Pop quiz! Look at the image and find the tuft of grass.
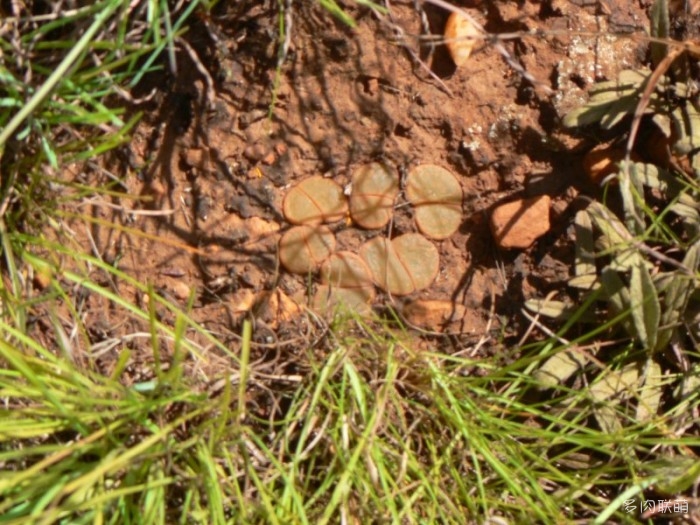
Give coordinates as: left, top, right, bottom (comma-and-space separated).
0, 0, 205, 232
2, 283, 699, 523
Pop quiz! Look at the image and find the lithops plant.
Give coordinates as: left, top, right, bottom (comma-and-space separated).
349, 162, 399, 229
359, 233, 439, 296
313, 252, 376, 314
313, 285, 375, 315
444, 11, 481, 67
279, 225, 336, 275
406, 164, 463, 240
283, 175, 348, 225
320, 251, 375, 290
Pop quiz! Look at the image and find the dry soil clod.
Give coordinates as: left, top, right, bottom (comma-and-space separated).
490, 195, 551, 249
402, 299, 470, 332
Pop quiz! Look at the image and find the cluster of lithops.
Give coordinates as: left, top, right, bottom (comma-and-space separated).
280, 163, 464, 313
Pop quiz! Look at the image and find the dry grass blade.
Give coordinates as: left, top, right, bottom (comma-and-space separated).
624, 46, 685, 175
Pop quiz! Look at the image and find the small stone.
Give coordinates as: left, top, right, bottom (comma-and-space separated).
229, 289, 257, 313
33, 267, 52, 290
261, 151, 276, 165
274, 142, 288, 156
171, 281, 191, 301
444, 11, 481, 67
246, 216, 279, 239
244, 143, 269, 162
490, 195, 551, 249
366, 77, 379, 96
146, 179, 166, 198
583, 144, 641, 185
402, 300, 473, 333
182, 148, 206, 167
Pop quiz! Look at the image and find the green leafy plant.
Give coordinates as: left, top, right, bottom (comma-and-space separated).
564, 0, 700, 174
555, 0, 700, 352
529, 4, 700, 471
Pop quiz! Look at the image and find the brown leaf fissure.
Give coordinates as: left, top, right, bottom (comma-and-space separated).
355, 190, 396, 198
392, 244, 417, 293
305, 231, 330, 265
412, 200, 462, 207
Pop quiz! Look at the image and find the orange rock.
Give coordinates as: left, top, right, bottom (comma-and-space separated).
182, 148, 206, 167
402, 299, 468, 331
444, 11, 481, 67
32, 267, 53, 290
490, 195, 551, 249
171, 281, 192, 301
583, 144, 641, 185
229, 289, 257, 313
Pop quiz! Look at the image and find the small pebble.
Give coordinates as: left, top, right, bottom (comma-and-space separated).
402, 299, 468, 332
182, 148, 204, 167
171, 281, 191, 301
243, 143, 269, 162
583, 144, 641, 185
444, 11, 481, 67
146, 179, 166, 198
490, 195, 551, 249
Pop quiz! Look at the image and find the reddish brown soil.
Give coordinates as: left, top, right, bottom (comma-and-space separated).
50, 0, 653, 372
